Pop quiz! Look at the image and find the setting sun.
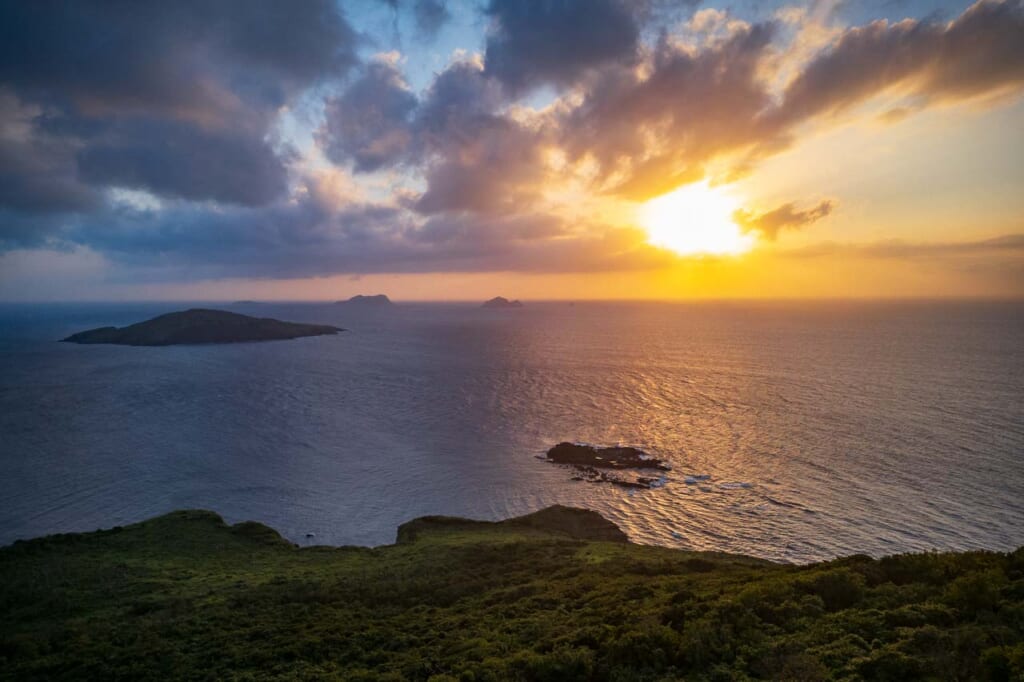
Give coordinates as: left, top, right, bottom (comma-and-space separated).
642, 182, 755, 256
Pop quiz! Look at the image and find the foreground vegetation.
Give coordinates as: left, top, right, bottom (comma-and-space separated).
1, 506, 1022, 681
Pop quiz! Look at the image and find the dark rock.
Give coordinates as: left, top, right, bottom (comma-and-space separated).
546, 442, 670, 471
544, 442, 670, 489
61, 309, 343, 346
482, 296, 523, 309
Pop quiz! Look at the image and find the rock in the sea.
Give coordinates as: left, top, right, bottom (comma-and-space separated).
61, 309, 343, 346
482, 296, 523, 309
544, 442, 670, 489
546, 442, 670, 471
336, 294, 392, 306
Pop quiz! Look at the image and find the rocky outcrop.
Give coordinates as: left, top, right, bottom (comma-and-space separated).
544, 442, 671, 489
546, 442, 670, 470
396, 504, 628, 544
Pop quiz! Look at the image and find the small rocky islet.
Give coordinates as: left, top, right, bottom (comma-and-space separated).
335, 294, 392, 307
482, 296, 523, 309
542, 441, 671, 489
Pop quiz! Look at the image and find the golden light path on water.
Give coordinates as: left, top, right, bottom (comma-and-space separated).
2, 302, 1022, 564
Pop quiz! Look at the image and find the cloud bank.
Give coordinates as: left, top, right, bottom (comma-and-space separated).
0, 0, 1022, 282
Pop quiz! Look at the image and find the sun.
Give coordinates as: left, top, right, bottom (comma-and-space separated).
641, 181, 755, 256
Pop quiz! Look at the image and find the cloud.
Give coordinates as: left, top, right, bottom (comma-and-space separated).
413, 0, 451, 38
318, 57, 548, 214
734, 200, 834, 240
57, 186, 671, 279
483, 0, 641, 93
0, 1, 356, 118
2, 0, 1024, 283
0, 0, 356, 211
773, 0, 1024, 126
317, 57, 541, 219
414, 114, 548, 215
76, 119, 291, 206
375, 0, 452, 42
782, 234, 1024, 259
319, 60, 418, 172
0, 92, 97, 217
546, 1, 1024, 203
558, 22, 780, 199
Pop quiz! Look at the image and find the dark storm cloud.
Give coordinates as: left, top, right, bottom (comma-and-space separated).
0, 129, 95, 215
0, 0, 356, 118
320, 61, 418, 172
483, 0, 641, 93
67, 190, 668, 278
0, 0, 356, 216
734, 200, 834, 240
75, 119, 292, 206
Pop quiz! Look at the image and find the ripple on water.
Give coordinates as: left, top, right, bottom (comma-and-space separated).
0, 301, 1022, 562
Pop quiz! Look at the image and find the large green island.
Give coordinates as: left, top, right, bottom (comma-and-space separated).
1, 506, 1021, 680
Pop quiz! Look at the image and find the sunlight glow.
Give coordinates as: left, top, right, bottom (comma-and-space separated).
642, 182, 755, 256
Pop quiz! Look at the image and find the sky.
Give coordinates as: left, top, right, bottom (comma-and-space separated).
1, 0, 1023, 301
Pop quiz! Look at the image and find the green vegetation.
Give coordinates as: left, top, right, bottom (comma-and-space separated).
1, 506, 1022, 681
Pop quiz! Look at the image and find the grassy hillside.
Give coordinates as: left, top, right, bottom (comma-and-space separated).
1, 506, 1022, 681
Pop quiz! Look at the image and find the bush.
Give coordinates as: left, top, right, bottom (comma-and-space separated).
799, 569, 865, 611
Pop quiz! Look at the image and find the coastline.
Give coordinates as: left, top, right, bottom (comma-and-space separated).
2, 506, 1021, 679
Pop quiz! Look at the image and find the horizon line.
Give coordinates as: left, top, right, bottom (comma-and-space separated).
3, 295, 1024, 306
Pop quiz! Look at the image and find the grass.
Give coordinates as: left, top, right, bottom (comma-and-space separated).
1, 506, 1022, 681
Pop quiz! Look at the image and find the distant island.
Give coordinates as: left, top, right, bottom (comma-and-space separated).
482, 296, 523, 309
335, 294, 392, 307
61, 309, 343, 346
1, 506, 1020, 680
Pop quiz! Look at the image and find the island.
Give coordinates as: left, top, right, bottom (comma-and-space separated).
335, 294, 392, 307
1, 506, 1019, 680
61, 309, 343, 346
482, 296, 523, 309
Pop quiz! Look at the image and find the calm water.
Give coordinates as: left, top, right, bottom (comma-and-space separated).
0, 300, 1021, 562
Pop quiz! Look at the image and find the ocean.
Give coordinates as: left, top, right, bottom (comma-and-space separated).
0, 300, 1021, 563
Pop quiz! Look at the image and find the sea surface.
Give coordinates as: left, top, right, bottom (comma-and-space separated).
0, 300, 1022, 563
